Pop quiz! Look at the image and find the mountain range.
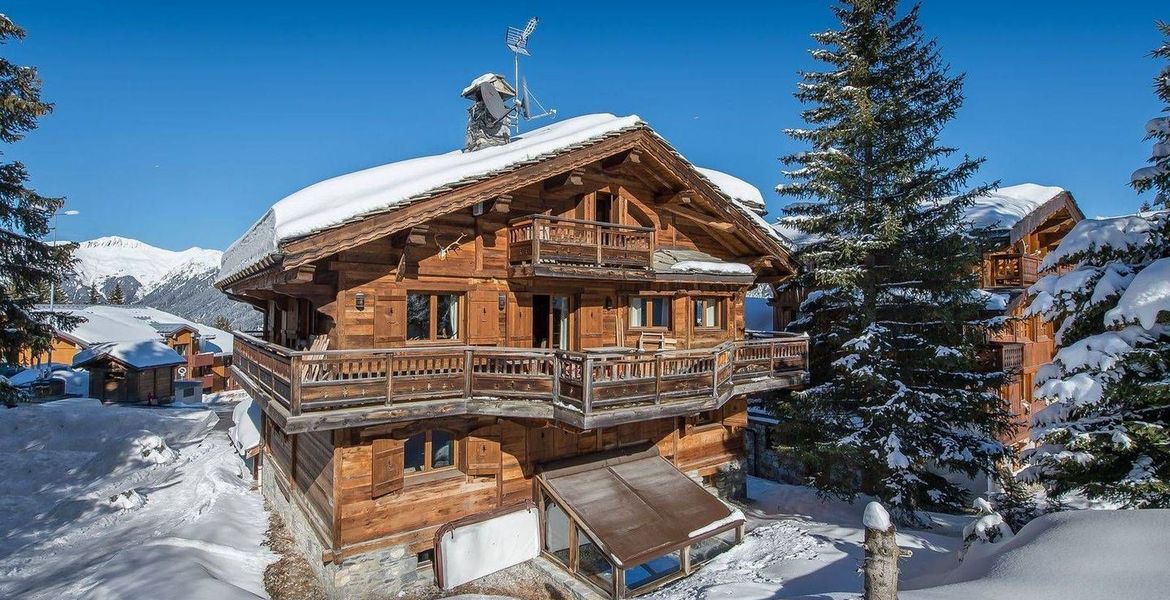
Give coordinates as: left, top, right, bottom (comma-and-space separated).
61, 236, 260, 329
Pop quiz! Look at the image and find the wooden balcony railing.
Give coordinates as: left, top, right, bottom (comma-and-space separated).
979, 341, 1025, 382
231, 332, 808, 423
985, 253, 1041, 288
508, 215, 655, 276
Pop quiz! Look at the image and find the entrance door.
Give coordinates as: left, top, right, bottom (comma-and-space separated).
533, 295, 571, 350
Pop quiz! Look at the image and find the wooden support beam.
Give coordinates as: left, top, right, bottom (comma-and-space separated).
543, 169, 585, 192
655, 189, 696, 205
405, 224, 430, 247
600, 149, 642, 173
492, 194, 513, 214
659, 204, 737, 232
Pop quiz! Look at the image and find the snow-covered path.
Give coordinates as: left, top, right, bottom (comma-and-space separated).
0, 399, 274, 599
647, 477, 970, 600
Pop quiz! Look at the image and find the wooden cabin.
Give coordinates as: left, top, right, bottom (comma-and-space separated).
216, 109, 807, 598
19, 304, 235, 393
72, 340, 185, 403
767, 184, 1084, 453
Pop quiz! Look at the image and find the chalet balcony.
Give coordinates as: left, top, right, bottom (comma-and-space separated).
984, 253, 1041, 288
231, 331, 808, 433
979, 341, 1025, 382
507, 215, 655, 280
189, 352, 215, 369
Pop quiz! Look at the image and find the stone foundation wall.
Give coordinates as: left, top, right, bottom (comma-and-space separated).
260, 457, 431, 599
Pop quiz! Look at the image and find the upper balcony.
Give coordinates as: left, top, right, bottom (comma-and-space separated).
984, 253, 1041, 289
507, 215, 655, 281
231, 332, 808, 433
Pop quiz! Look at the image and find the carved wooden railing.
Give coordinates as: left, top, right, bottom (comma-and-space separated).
507, 215, 655, 272
985, 253, 1041, 288
231, 331, 808, 418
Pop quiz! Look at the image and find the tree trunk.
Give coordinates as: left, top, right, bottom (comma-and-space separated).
863, 523, 899, 600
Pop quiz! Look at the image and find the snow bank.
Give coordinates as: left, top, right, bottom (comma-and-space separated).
0, 400, 272, 599
228, 395, 262, 456
904, 510, 1170, 600
695, 167, 766, 213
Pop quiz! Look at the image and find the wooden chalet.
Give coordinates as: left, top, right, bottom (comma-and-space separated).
768, 184, 1084, 452
216, 106, 807, 598
72, 339, 186, 403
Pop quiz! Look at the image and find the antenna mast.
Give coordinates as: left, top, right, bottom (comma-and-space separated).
505, 17, 556, 134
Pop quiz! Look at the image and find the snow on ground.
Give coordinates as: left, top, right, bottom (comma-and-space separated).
647, 477, 970, 600
0, 400, 273, 599
903, 510, 1170, 600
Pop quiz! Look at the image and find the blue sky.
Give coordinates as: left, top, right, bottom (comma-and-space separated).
4, 1, 1166, 251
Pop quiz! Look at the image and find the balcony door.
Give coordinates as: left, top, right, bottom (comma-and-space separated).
534, 294, 572, 350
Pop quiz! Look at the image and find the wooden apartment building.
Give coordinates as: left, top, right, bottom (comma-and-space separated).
217, 95, 807, 599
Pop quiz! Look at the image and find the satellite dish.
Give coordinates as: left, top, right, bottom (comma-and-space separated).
479, 82, 511, 122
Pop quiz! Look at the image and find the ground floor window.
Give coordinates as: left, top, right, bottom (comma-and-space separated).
692, 297, 723, 329
625, 552, 681, 591
543, 493, 571, 564
689, 528, 738, 566
404, 429, 455, 473
629, 296, 671, 329
407, 292, 462, 341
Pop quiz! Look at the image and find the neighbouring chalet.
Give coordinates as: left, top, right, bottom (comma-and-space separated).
758, 184, 1084, 483
72, 339, 186, 403
216, 82, 808, 598
19, 304, 235, 393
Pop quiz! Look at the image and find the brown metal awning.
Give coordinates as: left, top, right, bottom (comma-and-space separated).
539, 445, 742, 568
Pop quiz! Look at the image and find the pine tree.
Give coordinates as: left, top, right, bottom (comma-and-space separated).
88, 284, 100, 304
774, 0, 1012, 524
52, 283, 66, 304
1023, 26, 1170, 507
0, 15, 79, 376
108, 282, 125, 305
1131, 21, 1170, 208
213, 316, 232, 331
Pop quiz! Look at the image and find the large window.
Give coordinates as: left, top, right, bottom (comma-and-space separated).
407, 293, 461, 342
692, 297, 723, 329
403, 430, 455, 473
543, 493, 571, 564
629, 296, 671, 329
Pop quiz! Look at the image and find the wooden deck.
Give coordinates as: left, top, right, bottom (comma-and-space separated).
232, 331, 808, 432
984, 253, 1041, 288
507, 215, 655, 280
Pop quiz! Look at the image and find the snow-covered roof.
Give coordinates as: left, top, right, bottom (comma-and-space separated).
219, 113, 792, 285
772, 183, 1070, 250
40, 305, 233, 355
695, 167, 766, 213
73, 340, 186, 369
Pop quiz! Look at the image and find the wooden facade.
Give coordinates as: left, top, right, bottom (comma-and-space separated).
84, 361, 176, 403
218, 125, 807, 594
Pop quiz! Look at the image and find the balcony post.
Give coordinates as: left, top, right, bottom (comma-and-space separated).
385, 350, 395, 406
654, 354, 663, 404
532, 218, 542, 267
552, 353, 561, 401
464, 348, 474, 398
289, 354, 302, 416
596, 224, 603, 266
582, 356, 594, 415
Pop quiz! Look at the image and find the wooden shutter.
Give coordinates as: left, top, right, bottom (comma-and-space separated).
468, 290, 500, 345
721, 398, 749, 428
374, 292, 406, 347
371, 438, 405, 498
461, 425, 501, 476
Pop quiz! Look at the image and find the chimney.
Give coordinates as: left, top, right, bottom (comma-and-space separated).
462, 73, 517, 152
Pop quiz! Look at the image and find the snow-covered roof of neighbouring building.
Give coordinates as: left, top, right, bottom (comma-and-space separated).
695, 167, 767, 213
218, 113, 793, 285
652, 248, 754, 279
73, 340, 186, 370
772, 183, 1072, 250
39, 305, 233, 355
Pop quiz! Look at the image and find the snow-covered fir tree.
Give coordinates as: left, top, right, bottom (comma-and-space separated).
774, 0, 1012, 524
88, 284, 100, 304
1023, 26, 1170, 507
1131, 21, 1169, 208
108, 281, 125, 305
0, 15, 78, 381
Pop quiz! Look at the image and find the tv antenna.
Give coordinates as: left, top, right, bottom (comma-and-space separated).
505, 17, 556, 133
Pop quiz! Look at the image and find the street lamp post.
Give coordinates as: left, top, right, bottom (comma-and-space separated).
45, 208, 79, 370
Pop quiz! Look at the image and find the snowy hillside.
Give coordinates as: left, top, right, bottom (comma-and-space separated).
62, 236, 259, 329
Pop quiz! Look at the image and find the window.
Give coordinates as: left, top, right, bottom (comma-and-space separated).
692, 298, 722, 328
543, 493, 571, 565
403, 430, 455, 474
406, 293, 462, 342
690, 529, 738, 566
629, 296, 671, 329
577, 530, 613, 588
415, 548, 434, 568
625, 552, 681, 591
173, 343, 189, 356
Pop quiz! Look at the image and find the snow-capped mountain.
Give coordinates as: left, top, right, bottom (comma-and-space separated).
62, 236, 259, 328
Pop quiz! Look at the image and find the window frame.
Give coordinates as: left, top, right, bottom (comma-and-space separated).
405, 291, 464, 343
691, 297, 724, 330
628, 296, 672, 330
403, 429, 458, 476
